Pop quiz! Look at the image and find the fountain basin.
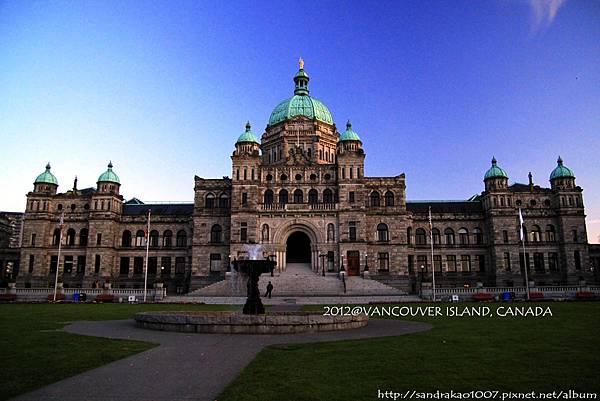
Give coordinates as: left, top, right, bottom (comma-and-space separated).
135, 311, 368, 334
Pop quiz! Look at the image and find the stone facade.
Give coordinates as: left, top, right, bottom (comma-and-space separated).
8, 65, 596, 293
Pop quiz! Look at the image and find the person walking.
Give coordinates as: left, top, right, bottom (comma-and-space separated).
265, 281, 274, 298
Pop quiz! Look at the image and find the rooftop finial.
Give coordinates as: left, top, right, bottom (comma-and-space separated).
46, 162, 51, 170
299, 57, 304, 70
108, 161, 113, 169
491, 156, 497, 165
346, 119, 352, 130
245, 121, 251, 131
557, 156, 563, 165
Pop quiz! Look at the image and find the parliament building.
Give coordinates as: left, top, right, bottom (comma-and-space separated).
11, 63, 595, 293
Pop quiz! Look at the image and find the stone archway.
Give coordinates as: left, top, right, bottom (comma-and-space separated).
286, 231, 311, 264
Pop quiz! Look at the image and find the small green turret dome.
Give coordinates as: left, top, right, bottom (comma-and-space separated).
236, 121, 260, 144
484, 157, 508, 180
339, 120, 361, 142
550, 156, 575, 180
34, 163, 58, 185
97, 161, 120, 184
268, 61, 334, 126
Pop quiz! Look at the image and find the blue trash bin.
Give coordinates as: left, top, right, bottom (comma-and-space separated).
502, 292, 511, 301
73, 293, 80, 302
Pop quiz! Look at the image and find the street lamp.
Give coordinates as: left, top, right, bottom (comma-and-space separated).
364, 252, 369, 273
419, 265, 425, 298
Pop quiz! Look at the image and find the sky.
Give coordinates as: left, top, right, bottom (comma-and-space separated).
0, 0, 599, 242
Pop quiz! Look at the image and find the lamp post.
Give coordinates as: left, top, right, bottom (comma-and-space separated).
420, 265, 425, 298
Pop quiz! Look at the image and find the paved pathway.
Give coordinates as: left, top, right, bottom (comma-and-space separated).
12, 318, 431, 401
163, 294, 422, 304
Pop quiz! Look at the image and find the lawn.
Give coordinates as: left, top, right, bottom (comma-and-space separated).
0, 303, 232, 401
218, 302, 600, 401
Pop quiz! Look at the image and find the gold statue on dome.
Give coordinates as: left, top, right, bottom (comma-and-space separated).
299, 57, 304, 69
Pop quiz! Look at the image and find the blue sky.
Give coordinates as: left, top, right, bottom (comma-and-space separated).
0, 0, 599, 241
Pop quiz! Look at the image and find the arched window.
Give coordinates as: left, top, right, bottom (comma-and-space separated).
79, 228, 88, 246
444, 228, 455, 245
280, 174, 288, 181
278, 189, 288, 204
323, 189, 333, 204
458, 228, 469, 245
53, 228, 61, 246
530, 225, 542, 242
473, 228, 483, 245
218, 193, 229, 208
205, 193, 215, 209
135, 230, 145, 247
122, 230, 132, 247
546, 225, 556, 242
308, 189, 318, 204
210, 225, 222, 243
432, 228, 441, 245
377, 223, 389, 242
264, 189, 274, 204
163, 230, 172, 247
327, 223, 335, 242
176, 230, 187, 247
149, 230, 159, 247
415, 228, 427, 245
385, 191, 394, 207
293, 189, 303, 203
370, 191, 381, 207
407, 227, 412, 244
261, 224, 269, 243
266, 174, 273, 181
66, 228, 76, 246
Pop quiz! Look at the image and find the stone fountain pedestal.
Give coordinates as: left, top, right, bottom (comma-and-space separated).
232, 259, 276, 315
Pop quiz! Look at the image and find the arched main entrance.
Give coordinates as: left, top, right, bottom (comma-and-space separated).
286, 231, 311, 264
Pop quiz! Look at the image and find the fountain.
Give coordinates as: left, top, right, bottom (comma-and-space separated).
232, 258, 275, 315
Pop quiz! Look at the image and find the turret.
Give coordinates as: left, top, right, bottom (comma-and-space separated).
96, 161, 121, 195
33, 163, 58, 194
550, 156, 576, 190
483, 157, 509, 191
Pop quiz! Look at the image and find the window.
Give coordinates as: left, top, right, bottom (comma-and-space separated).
94, 255, 101, 273
64, 255, 73, 273
66, 229, 76, 246
475, 255, 486, 272
176, 230, 187, 247
240, 222, 247, 242
460, 255, 471, 272
519, 252, 530, 274
503, 230, 509, 244
341, 167, 346, 179
163, 230, 172, 247
77, 256, 86, 274
349, 221, 357, 241
293, 189, 303, 203
161, 257, 171, 276
546, 225, 556, 242
122, 231, 132, 247
407, 227, 412, 245
148, 257, 157, 275
534, 253, 545, 272
119, 256, 129, 276
572, 230, 578, 243
370, 191, 381, 207
444, 228, 455, 245
149, 230, 159, 247
377, 223, 389, 242
432, 228, 441, 245
575, 251, 581, 270
135, 230, 145, 247
414, 228, 426, 245
378, 253, 389, 271
266, 174, 273, 181
261, 224, 269, 242
264, 190, 274, 204
31, 233, 36, 247
458, 228, 469, 245
324, 173, 331, 180
473, 228, 483, 245
408, 255, 414, 272
349, 167, 353, 179
385, 191, 394, 206
446, 255, 457, 272
417, 255, 428, 272
77, 229, 88, 246
349, 191, 355, 203
308, 189, 318, 204
209, 225, 221, 243
96, 233, 102, 246
504, 252, 511, 271
323, 189, 333, 204
176, 257, 186, 274
209, 254, 221, 272
219, 194, 229, 208
279, 189, 288, 204
50, 255, 58, 273
530, 225, 542, 242
309, 173, 317, 181
241, 192, 248, 206
205, 193, 215, 209
327, 223, 335, 242
133, 257, 143, 274
28, 255, 34, 273
295, 174, 302, 181
280, 174, 288, 181
548, 253, 558, 272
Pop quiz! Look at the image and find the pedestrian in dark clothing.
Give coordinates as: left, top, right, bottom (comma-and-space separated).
265, 281, 273, 298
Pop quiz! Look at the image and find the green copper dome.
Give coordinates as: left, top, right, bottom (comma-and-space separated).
34, 163, 58, 185
550, 156, 575, 180
236, 121, 260, 144
484, 157, 508, 180
268, 63, 334, 126
339, 120, 361, 142
97, 161, 120, 184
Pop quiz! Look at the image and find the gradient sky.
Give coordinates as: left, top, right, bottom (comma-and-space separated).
0, 0, 599, 242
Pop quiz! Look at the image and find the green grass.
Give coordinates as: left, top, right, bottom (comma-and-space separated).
0, 303, 232, 401
218, 302, 600, 401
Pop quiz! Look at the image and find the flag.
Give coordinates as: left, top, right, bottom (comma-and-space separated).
58, 211, 64, 231
519, 208, 525, 241
144, 209, 151, 238
428, 206, 433, 230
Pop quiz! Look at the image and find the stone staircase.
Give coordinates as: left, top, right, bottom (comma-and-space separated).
188, 263, 406, 297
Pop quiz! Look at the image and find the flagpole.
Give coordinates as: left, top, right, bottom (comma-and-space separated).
53, 211, 64, 302
429, 206, 436, 302
143, 209, 151, 303
519, 208, 530, 301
